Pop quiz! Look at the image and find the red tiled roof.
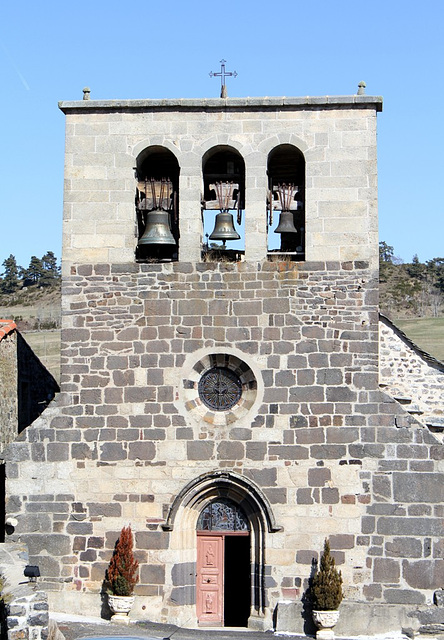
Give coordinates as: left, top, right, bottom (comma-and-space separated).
0, 319, 17, 341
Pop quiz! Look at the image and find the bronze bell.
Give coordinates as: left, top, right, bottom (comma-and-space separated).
274, 211, 298, 234
138, 209, 176, 246
209, 212, 240, 244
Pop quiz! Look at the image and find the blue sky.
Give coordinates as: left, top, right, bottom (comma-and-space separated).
0, 0, 442, 270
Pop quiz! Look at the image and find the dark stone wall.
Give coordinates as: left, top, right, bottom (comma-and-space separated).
5, 260, 444, 616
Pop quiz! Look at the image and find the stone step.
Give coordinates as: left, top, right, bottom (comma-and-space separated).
406, 403, 424, 415
426, 418, 444, 432
393, 395, 413, 404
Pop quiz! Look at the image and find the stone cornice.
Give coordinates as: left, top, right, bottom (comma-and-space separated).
58, 94, 383, 113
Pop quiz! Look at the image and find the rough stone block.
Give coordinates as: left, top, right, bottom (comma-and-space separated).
100, 443, 126, 461
311, 444, 346, 459
170, 586, 195, 605
384, 589, 425, 605
244, 468, 277, 486
393, 472, 444, 504
47, 443, 69, 462
296, 550, 317, 564
87, 503, 121, 517
217, 441, 244, 460
141, 564, 165, 584
385, 537, 422, 558
308, 467, 331, 486
136, 531, 169, 550
172, 562, 196, 586
268, 444, 309, 460
296, 488, 313, 504
373, 558, 400, 583
187, 441, 214, 460
26, 534, 71, 556
264, 487, 287, 504
402, 559, 444, 590
329, 534, 355, 549
128, 442, 155, 460
377, 517, 443, 537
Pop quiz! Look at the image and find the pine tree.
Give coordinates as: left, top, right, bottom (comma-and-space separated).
40, 251, 60, 286
24, 256, 44, 286
0, 255, 20, 294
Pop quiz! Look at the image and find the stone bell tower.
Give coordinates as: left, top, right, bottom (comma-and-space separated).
6, 85, 443, 636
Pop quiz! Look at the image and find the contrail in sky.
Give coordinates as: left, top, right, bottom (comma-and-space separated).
0, 39, 30, 90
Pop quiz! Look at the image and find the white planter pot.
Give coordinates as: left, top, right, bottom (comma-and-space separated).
312, 609, 340, 640
108, 594, 135, 623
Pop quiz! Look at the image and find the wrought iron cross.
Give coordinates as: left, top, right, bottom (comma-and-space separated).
209, 59, 237, 97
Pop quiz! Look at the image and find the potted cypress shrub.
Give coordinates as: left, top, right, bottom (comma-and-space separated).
309, 538, 343, 639
106, 525, 139, 622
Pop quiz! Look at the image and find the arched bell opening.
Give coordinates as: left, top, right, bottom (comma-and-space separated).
201, 147, 245, 262
164, 471, 281, 629
135, 146, 180, 262
267, 145, 305, 261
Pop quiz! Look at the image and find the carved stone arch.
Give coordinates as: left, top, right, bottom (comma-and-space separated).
163, 470, 282, 533
200, 136, 248, 159
132, 138, 182, 163
258, 133, 308, 156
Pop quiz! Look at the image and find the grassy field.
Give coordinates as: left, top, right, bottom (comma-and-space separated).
22, 330, 61, 384
394, 317, 444, 363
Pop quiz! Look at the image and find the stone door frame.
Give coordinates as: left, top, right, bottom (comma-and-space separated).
164, 470, 281, 627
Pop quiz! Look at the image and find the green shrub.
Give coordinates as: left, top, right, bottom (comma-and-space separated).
309, 539, 343, 610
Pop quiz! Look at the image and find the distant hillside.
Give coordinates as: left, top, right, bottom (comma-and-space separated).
0, 283, 61, 331
0, 283, 62, 383
379, 242, 443, 319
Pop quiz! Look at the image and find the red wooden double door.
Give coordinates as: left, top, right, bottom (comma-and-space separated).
197, 531, 251, 627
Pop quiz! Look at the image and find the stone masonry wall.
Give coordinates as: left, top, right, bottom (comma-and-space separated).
0, 330, 18, 453
379, 315, 444, 432
5, 260, 444, 629
0, 542, 49, 640
59, 97, 381, 268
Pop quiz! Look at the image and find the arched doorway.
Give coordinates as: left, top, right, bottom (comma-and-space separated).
164, 470, 281, 630
196, 498, 250, 627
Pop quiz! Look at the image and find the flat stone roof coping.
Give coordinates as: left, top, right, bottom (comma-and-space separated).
59, 95, 383, 113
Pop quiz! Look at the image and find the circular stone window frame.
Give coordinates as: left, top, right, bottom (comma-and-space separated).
178, 348, 264, 427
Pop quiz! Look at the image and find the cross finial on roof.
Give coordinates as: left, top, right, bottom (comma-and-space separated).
209, 60, 237, 98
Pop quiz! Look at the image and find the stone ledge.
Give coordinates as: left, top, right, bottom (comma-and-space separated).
59, 95, 383, 113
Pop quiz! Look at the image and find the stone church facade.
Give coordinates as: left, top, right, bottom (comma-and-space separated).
5, 91, 443, 635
